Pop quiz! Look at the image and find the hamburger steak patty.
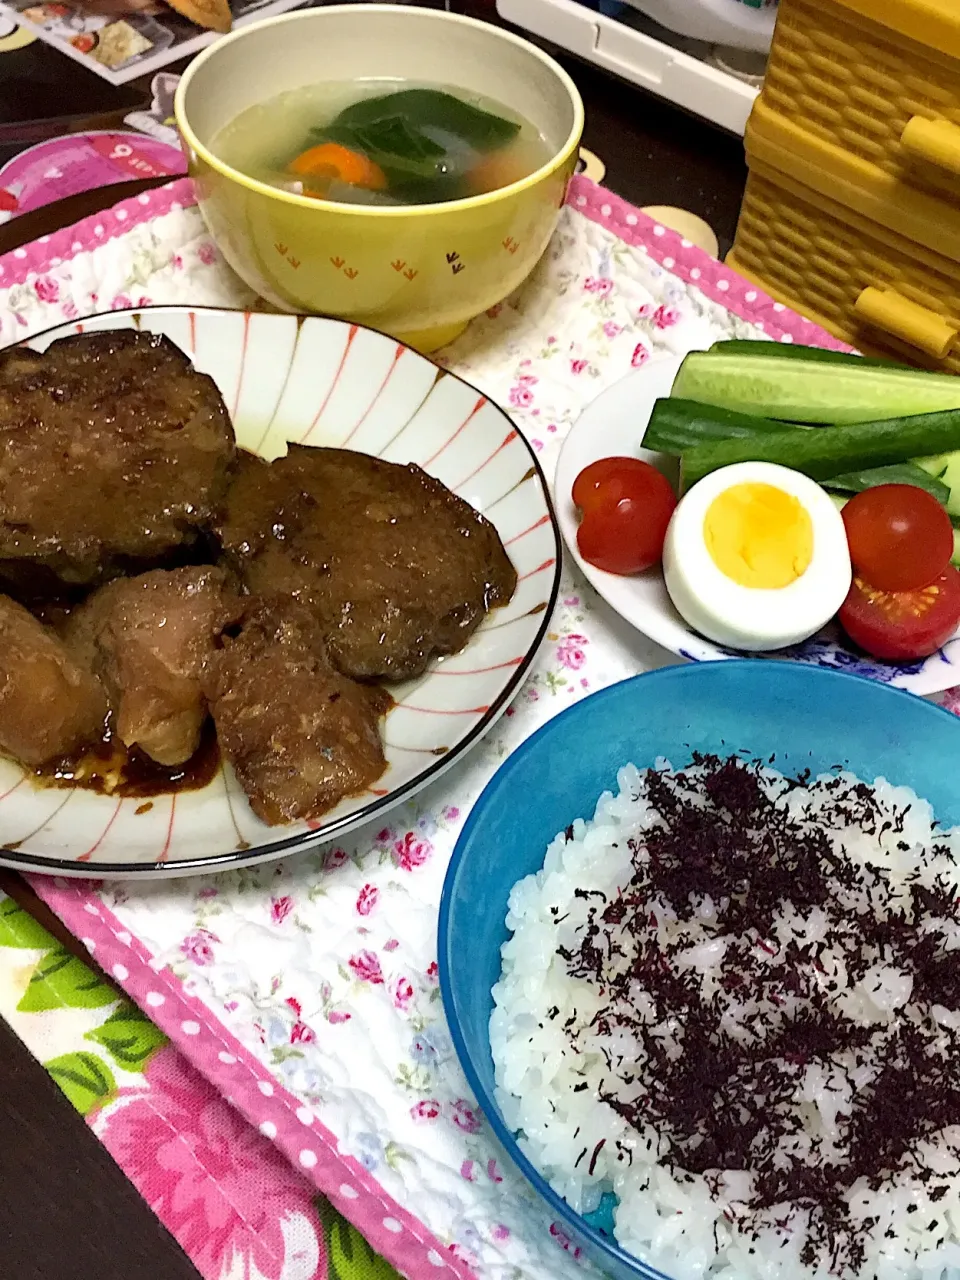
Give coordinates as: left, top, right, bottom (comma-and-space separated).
216, 445, 517, 682
0, 330, 235, 591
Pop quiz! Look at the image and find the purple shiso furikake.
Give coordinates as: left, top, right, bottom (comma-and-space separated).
549, 754, 960, 1273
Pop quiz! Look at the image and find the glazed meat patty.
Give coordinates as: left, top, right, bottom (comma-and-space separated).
0, 595, 108, 768
0, 330, 235, 592
216, 445, 517, 682
203, 598, 388, 825
64, 566, 237, 767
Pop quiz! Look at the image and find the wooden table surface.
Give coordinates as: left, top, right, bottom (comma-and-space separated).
0, 6, 747, 1274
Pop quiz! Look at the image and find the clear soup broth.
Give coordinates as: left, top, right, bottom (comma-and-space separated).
211, 80, 552, 208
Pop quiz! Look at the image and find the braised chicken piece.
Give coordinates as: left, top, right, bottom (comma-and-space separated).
64, 566, 237, 767
0, 330, 235, 594
202, 598, 389, 825
0, 595, 108, 768
215, 445, 517, 682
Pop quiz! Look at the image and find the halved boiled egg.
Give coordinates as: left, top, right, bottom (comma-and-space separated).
662, 461, 851, 651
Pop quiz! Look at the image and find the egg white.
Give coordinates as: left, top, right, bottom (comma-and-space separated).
662, 461, 852, 652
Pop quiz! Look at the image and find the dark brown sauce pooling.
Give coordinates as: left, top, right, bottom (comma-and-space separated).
33, 716, 221, 799
30, 686, 392, 802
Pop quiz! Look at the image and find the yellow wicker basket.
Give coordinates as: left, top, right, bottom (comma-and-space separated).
763, 0, 960, 202
729, 0, 960, 368
731, 162, 960, 372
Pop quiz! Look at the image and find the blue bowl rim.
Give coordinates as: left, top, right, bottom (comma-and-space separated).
437, 659, 960, 1279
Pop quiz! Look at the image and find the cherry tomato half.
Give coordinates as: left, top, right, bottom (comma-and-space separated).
839, 566, 960, 661
572, 456, 666, 513
572, 457, 677, 575
841, 484, 953, 592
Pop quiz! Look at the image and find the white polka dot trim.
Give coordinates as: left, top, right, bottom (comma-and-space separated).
681, 238, 693, 249
427, 1250, 445, 1267
138, 193, 151, 205
38, 235, 50, 244
145, 992, 164, 1008
116, 931, 131, 946
13, 248, 25, 258
653, 225, 665, 236
116, 210, 128, 222
662, 257, 675, 270
339, 1184, 359, 1200
625, 213, 638, 226
83, 903, 100, 916
94, 226, 104, 237
780, 334, 794, 343
72, 241, 83, 253
112, 964, 129, 981
600, 203, 611, 217
773, 302, 785, 312
258, 1080, 274, 1096
218, 1051, 236, 1064
259, 1121, 277, 1139
81, 938, 95, 953
181, 1020, 200, 1036
299, 1149, 317, 1168
383, 1218, 402, 1234
690, 267, 701, 280
575, 194, 587, 207
745, 291, 758, 302
296, 1106, 313, 1125
717, 279, 730, 291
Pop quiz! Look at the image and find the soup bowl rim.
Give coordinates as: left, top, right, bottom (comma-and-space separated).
174, 3, 585, 219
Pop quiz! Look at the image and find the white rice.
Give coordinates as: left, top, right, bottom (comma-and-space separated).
490, 757, 960, 1280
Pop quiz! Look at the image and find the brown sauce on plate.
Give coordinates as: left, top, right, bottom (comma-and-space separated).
33, 717, 221, 799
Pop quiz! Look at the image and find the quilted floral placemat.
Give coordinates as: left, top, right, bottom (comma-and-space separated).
0, 889, 399, 1280
0, 173, 938, 1280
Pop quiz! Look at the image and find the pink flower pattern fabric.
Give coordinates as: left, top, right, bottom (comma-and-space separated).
98, 1050, 327, 1280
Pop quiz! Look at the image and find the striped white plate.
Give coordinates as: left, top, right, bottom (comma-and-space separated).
0, 307, 559, 878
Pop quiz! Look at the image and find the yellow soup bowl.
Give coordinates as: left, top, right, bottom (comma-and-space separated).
174, 5, 584, 352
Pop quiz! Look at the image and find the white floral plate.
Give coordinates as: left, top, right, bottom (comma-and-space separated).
0, 307, 559, 878
555, 353, 960, 696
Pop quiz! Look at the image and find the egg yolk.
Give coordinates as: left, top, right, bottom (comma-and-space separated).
704, 483, 813, 589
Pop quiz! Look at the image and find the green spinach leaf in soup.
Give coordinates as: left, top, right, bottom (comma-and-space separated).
317, 117, 445, 172
311, 117, 459, 199
332, 88, 521, 151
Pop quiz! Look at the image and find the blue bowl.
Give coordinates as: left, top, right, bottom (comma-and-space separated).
438, 660, 960, 1280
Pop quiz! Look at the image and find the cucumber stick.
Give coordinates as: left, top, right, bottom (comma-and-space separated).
824, 463, 949, 504
680, 409, 960, 491
707, 340, 897, 369
673, 349, 960, 424
913, 452, 960, 518
647, 399, 951, 503
645, 398, 790, 452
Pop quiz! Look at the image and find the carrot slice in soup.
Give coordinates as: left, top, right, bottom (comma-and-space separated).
288, 143, 387, 192
466, 142, 533, 196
